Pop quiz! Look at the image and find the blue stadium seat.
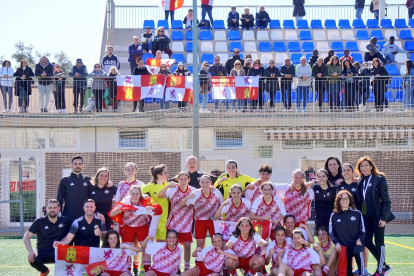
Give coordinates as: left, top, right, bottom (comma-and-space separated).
356, 30, 370, 40
170, 65, 178, 74
367, 93, 375, 103
229, 42, 243, 52
299, 31, 312, 40
307, 92, 313, 103
371, 30, 384, 40
201, 54, 214, 64
352, 19, 366, 28
290, 53, 302, 64
297, 20, 309, 29
228, 30, 241, 40
144, 98, 154, 103
188, 66, 199, 74
338, 19, 351, 29
385, 91, 395, 102
381, 19, 393, 28
406, 41, 414, 51
336, 53, 344, 60
395, 19, 408, 28
185, 31, 193, 40
306, 53, 312, 60
331, 41, 344, 52
351, 53, 363, 63
158, 20, 169, 29
377, 41, 386, 51
310, 20, 323, 29
399, 30, 413, 40
273, 42, 286, 52
171, 20, 183, 29
366, 19, 379, 28
396, 90, 404, 102
269, 20, 281, 29
346, 41, 359, 52
409, 19, 414, 28
274, 91, 282, 103
171, 31, 184, 41
213, 20, 225, 29
283, 20, 295, 29
171, 54, 184, 64
259, 42, 272, 52
302, 42, 315, 52
325, 19, 337, 29
410, 53, 414, 60
186, 42, 193, 52
200, 31, 212, 40
288, 42, 301, 52
142, 53, 153, 63
143, 20, 155, 29
389, 78, 403, 89
385, 65, 399, 76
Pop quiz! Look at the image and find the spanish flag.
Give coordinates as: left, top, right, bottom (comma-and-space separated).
156, 0, 184, 11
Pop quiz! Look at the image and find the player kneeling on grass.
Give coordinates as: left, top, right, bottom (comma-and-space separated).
181, 233, 238, 276
224, 217, 268, 276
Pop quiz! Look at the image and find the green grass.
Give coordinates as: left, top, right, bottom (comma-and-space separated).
1, 236, 413, 276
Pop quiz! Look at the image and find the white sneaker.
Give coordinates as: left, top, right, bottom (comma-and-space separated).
3, 110, 6, 113
199, 108, 204, 113
149, 50, 152, 54
371, 109, 377, 112
62, 109, 67, 113
58, 109, 62, 113
9, 109, 14, 113
204, 109, 211, 113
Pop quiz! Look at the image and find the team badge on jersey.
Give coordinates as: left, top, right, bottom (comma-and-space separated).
83, 182, 88, 186
59, 223, 64, 228
219, 254, 225, 259
105, 190, 109, 194
271, 208, 277, 212
351, 216, 356, 221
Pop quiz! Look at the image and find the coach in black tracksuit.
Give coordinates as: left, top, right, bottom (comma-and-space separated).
355, 157, 394, 276
330, 190, 365, 276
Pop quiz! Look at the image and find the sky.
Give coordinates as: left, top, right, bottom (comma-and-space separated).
0, 0, 405, 70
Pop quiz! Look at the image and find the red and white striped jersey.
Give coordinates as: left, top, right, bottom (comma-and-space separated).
165, 186, 195, 233
106, 245, 137, 272
114, 179, 145, 202
186, 189, 224, 220
266, 239, 292, 269
228, 233, 262, 258
121, 196, 150, 228
197, 246, 236, 272
221, 198, 251, 222
251, 196, 286, 228
282, 247, 320, 271
146, 242, 183, 274
284, 188, 314, 223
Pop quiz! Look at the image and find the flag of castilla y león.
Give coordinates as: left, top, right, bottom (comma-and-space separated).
211, 76, 259, 100
165, 75, 194, 104
116, 75, 166, 101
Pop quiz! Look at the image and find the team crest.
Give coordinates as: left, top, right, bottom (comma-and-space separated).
219, 254, 225, 259
58, 223, 64, 228
83, 182, 88, 186
104, 190, 109, 194
271, 208, 277, 212
350, 216, 356, 221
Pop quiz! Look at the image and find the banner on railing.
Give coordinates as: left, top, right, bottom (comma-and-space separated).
116, 75, 166, 101
146, 58, 176, 74
165, 75, 193, 104
211, 76, 259, 100
156, 0, 184, 11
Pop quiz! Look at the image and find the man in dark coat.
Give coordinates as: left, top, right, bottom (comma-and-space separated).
225, 48, 244, 75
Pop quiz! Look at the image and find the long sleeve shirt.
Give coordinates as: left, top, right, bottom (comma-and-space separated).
295, 64, 312, 86
329, 209, 365, 247
382, 43, 408, 55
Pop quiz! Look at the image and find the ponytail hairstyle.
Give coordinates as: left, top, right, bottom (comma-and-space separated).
230, 183, 243, 193
129, 185, 144, 202
291, 169, 307, 196
150, 164, 167, 184
355, 156, 385, 178
232, 217, 256, 239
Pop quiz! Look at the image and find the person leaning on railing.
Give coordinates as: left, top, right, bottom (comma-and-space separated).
89, 64, 107, 113
199, 61, 211, 113
158, 62, 171, 110
52, 64, 67, 113
107, 66, 121, 112
295, 57, 312, 112
35, 56, 54, 113
132, 57, 151, 113
312, 57, 328, 112
341, 59, 358, 112
327, 55, 342, 111
13, 60, 34, 113
402, 59, 414, 111
174, 62, 191, 112
69, 59, 88, 113
264, 59, 281, 112
370, 58, 390, 112
280, 57, 296, 112
230, 59, 246, 112
248, 59, 265, 111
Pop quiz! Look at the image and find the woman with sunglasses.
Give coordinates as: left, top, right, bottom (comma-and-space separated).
247, 59, 265, 111
264, 60, 280, 112
327, 55, 342, 111
153, 27, 172, 58
158, 62, 171, 110
173, 62, 191, 112
230, 60, 246, 112
199, 61, 211, 113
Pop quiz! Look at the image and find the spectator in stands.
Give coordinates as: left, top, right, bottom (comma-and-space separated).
371, 58, 389, 112
241, 7, 254, 30
358, 62, 371, 111
199, 61, 211, 113
158, 62, 171, 110
174, 62, 191, 112
70, 59, 88, 113
132, 57, 151, 112
227, 6, 240, 30
243, 58, 252, 74
183, 9, 198, 29
128, 36, 143, 74
382, 36, 409, 65
264, 59, 280, 111
292, 0, 306, 23
1, 60, 14, 113
341, 59, 358, 111
295, 57, 312, 112
209, 56, 227, 112
372, 0, 381, 22
231, 60, 246, 111
353, 62, 362, 108
312, 57, 328, 112
408, 0, 414, 19
324, 49, 335, 64
355, 0, 365, 19
52, 64, 66, 113
35, 56, 53, 113
364, 37, 386, 64
14, 60, 34, 113
153, 27, 172, 58
255, 5, 270, 29
201, 0, 214, 26
107, 66, 120, 112
308, 49, 319, 67
327, 56, 342, 111
340, 49, 354, 64
90, 64, 107, 113
225, 48, 244, 75
101, 45, 120, 75
245, 53, 252, 60
280, 57, 296, 112
248, 59, 265, 110
141, 27, 154, 54
403, 59, 414, 110
23, 199, 72, 276
164, 7, 174, 23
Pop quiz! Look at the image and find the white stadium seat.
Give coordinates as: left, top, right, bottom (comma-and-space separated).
256, 31, 270, 41
261, 53, 275, 65
271, 30, 284, 40
244, 42, 257, 52
217, 53, 229, 62
359, 40, 369, 51
243, 30, 256, 40
395, 53, 408, 63
316, 41, 330, 51
342, 30, 355, 40
394, 41, 403, 48
215, 42, 228, 52
327, 30, 341, 40
161, 54, 169, 59
200, 41, 214, 52
187, 53, 198, 64
313, 30, 327, 40
275, 53, 288, 64
249, 53, 259, 61
285, 30, 298, 40
214, 30, 227, 41
171, 42, 184, 52
385, 30, 398, 40
400, 65, 406, 75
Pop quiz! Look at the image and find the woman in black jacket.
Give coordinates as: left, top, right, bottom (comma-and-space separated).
248, 59, 265, 111
341, 59, 358, 111
173, 62, 191, 112
264, 60, 280, 110
292, 0, 306, 23
240, 7, 254, 30
132, 57, 151, 112
371, 58, 389, 112
13, 60, 34, 113
355, 156, 394, 276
